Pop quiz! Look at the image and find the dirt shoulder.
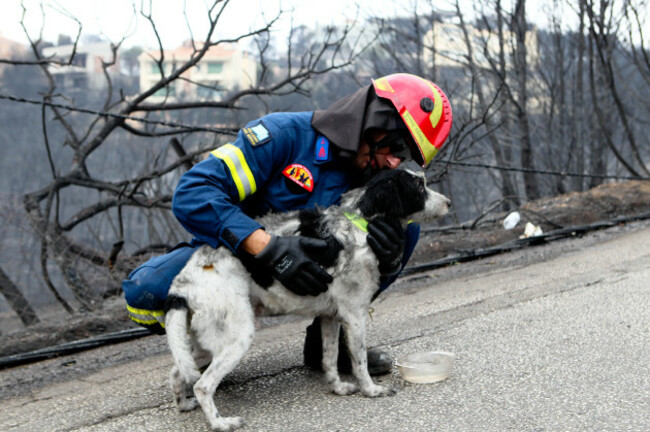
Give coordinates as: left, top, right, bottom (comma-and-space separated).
409, 180, 650, 266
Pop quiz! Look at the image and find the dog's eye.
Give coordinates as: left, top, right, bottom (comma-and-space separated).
418, 182, 425, 192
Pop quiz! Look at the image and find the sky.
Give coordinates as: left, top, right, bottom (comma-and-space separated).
0, 0, 417, 49
1, 0, 647, 51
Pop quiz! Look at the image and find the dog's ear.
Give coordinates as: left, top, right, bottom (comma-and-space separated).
358, 170, 426, 218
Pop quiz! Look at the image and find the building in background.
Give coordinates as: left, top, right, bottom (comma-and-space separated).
138, 41, 257, 102
422, 18, 542, 113
423, 20, 539, 70
0, 31, 27, 77
40, 41, 120, 91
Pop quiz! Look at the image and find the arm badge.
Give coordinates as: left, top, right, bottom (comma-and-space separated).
243, 121, 272, 146
282, 164, 314, 192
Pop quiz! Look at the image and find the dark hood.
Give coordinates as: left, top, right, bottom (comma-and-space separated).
311, 84, 405, 156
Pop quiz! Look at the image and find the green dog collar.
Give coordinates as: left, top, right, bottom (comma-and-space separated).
343, 213, 413, 233
344, 212, 369, 232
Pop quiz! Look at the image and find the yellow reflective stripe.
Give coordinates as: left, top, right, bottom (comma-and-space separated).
127, 305, 165, 317
127, 305, 166, 327
130, 316, 165, 326
420, 78, 443, 129
211, 144, 257, 202
374, 77, 394, 93
402, 77, 444, 165
402, 111, 438, 164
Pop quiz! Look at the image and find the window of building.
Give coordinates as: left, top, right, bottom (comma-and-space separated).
150, 63, 177, 75
72, 76, 87, 87
207, 61, 223, 74
197, 83, 222, 100
71, 53, 87, 68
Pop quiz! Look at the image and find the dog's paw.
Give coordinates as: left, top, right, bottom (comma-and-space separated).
176, 397, 199, 412
210, 416, 245, 431
332, 381, 359, 396
361, 384, 397, 398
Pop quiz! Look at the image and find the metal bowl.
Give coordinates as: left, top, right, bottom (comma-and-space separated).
395, 351, 455, 384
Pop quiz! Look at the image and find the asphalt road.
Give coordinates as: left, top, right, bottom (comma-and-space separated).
1, 220, 649, 432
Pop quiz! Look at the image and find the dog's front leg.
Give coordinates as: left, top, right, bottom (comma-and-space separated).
341, 314, 396, 398
320, 316, 359, 395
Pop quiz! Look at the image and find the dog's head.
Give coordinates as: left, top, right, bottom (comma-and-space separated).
357, 169, 451, 223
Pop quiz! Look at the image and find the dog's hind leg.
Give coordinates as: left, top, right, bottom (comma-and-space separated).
193, 305, 254, 431
320, 316, 359, 395
340, 313, 396, 398
193, 351, 247, 431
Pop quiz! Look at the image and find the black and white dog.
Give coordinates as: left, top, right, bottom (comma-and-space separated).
164, 169, 451, 431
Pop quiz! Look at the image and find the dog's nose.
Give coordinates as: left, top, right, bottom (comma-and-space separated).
445, 198, 452, 208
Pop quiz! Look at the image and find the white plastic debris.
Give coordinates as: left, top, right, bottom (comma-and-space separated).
520, 222, 543, 238
503, 212, 521, 230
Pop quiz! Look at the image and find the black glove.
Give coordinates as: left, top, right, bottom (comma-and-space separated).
255, 235, 334, 296
367, 218, 406, 276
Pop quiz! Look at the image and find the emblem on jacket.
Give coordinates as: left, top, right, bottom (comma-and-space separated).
243, 120, 272, 146
315, 136, 329, 161
282, 164, 314, 192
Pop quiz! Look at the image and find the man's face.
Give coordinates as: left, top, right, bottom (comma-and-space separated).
354, 130, 409, 171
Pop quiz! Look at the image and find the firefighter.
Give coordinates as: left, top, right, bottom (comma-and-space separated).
122, 73, 453, 375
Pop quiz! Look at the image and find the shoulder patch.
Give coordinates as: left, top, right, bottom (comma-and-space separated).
315, 136, 330, 161
242, 120, 272, 146
283, 164, 314, 192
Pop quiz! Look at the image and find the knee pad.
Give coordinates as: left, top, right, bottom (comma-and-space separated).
122, 244, 195, 334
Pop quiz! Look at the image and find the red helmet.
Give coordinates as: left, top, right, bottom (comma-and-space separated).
372, 73, 453, 167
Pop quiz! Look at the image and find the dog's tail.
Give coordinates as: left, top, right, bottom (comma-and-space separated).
165, 295, 201, 383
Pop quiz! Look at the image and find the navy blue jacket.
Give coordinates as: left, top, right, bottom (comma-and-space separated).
172, 111, 354, 252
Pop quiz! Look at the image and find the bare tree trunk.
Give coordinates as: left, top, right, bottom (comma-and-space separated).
512, 0, 539, 200
457, 0, 519, 209
570, 0, 587, 192
0, 267, 40, 326
585, 0, 648, 179
587, 30, 608, 188
494, 0, 520, 206
557, 22, 567, 195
